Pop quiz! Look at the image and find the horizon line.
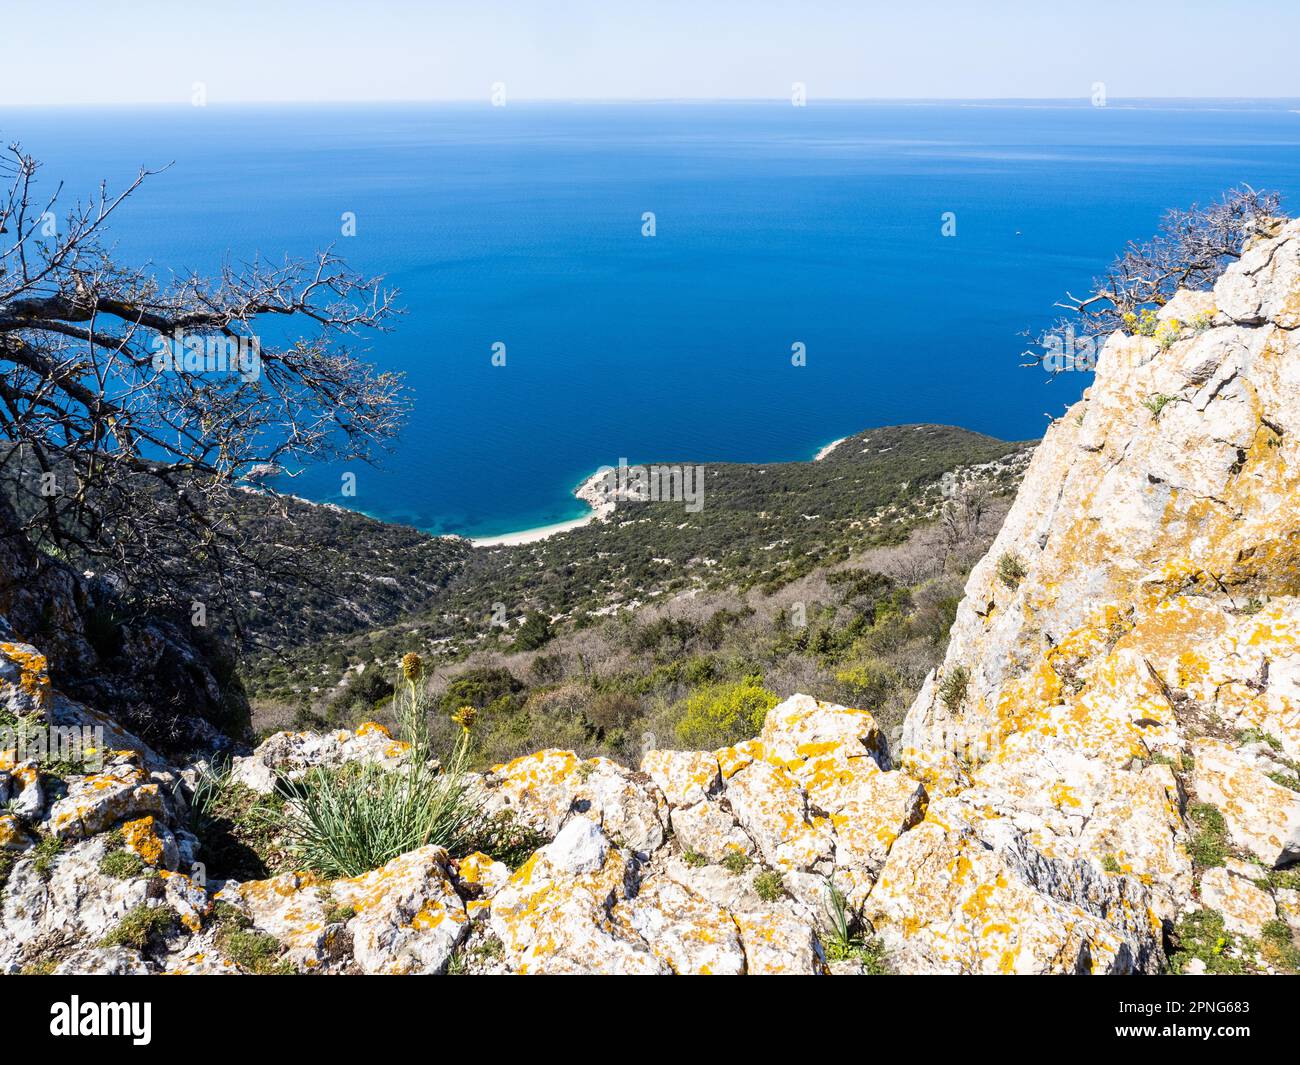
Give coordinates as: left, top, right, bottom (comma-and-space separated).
6, 94, 1300, 110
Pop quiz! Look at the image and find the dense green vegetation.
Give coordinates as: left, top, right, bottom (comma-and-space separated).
246, 424, 1030, 735
232, 427, 1028, 767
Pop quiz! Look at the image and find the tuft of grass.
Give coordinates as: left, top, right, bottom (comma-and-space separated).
101, 904, 177, 951
210, 901, 293, 974
995, 552, 1028, 590
682, 847, 709, 868
1186, 802, 1229, 868
1237, 728, 1282, 751
753, 869, 785, 902
219, 927, 293, 975
820, 880, 890, 973
1253, 867, 1300, 893
281, 663, 487, 879
937, 665, 969, 710
0, 851, 15, 899
1143, 393, 1179, 419
721, 849, 752, 875
98, 849, 147, 880
1101, 853, 1123, 874
31, 835, 62, 880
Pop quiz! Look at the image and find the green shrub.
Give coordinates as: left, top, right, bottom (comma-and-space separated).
674, 678, 779, 749
439, 666, 526, 717
834, 660, 900, 709
512, 611, 554, 652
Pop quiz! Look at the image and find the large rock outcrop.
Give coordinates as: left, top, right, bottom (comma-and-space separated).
893, 217, 1300, 971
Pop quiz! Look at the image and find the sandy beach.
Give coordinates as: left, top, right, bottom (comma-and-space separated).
471, 468, 616, 548
813, 436, 847, 461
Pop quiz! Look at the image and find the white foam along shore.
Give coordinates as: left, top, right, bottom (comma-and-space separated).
813, 436, 847, 461
470, 468, 617, 548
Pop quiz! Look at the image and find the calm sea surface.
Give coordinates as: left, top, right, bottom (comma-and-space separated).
8, 100, 1300, 535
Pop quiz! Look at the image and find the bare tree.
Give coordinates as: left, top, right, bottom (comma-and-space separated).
0, 143, 408, 625
1024, 185, 1285, 371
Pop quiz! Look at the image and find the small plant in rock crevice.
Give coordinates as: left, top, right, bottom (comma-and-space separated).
938, 665, 970, 710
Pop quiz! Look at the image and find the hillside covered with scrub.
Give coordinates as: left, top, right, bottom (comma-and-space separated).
246, 423, 1032, 764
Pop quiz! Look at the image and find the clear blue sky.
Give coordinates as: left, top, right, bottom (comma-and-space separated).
7, 0, 1299, 105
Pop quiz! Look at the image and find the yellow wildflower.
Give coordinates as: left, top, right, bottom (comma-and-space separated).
401, 652, 424, 682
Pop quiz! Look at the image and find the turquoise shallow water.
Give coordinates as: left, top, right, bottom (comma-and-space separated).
7, 100, 1300, 536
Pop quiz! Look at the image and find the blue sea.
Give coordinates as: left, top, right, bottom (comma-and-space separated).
7, 100, 1300, 537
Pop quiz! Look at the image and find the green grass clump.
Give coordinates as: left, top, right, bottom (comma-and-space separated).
1168, 909, 1243, 975
721, 849, 752, 875
938, 666, 970, 710
819, 880, 888, 972
996, 552, 1028, 590
753, 869, 785, 902
1253, 867, 1300, 892
98, 849, 147, 880
210, 901, 293, 974
1186, 802, 1229, 868
1260, 919, 1300, 973
682, 848, 709, 868
31, 836, 62, 880
101, 904, 177, 951
281, 660, 487, 879
1143, 393, 1179, 419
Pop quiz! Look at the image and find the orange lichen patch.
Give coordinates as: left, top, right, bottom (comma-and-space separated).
120, 816, 166, 865
235, 870, 326, 907
47, 764, 165, 840
0, 641, 51, 710
0, 813, 31, 850
715, 744, 754, 780
492, 748, 580, 784
640, 749, 721, 806
454, 852, 495, 885
1047, 605, 1133, 676
410, 905, 449, 931
1243, 604, 1300, 649
354, 721, 392, 738
896, 746, 971, 799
